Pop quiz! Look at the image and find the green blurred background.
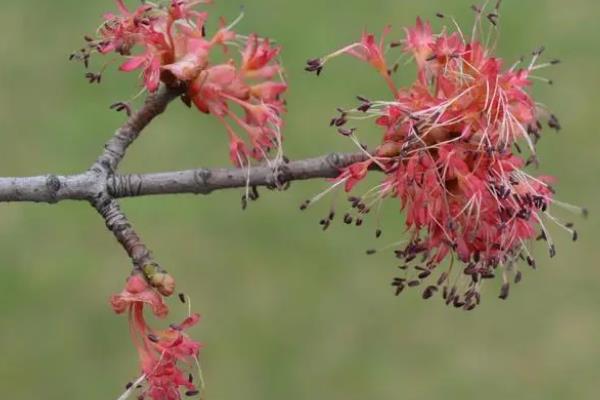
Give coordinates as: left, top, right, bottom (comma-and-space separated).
0, 0, 599, 398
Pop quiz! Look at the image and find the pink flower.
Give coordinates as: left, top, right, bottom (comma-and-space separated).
249, 82, 288, 102
111, 275, 203, 400
78, 0, 287, 166
306, 5, 582, 309
97, 0, 154, 55
308, 27, 397, 93
241, 34, 282, 79
403, 17, 434, 67
111, 274, 168, 318
120, 51, 162, 92
337, 160, 373, 192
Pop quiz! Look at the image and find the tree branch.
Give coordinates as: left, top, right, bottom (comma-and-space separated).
0, 153, 368, 202
0, 84, 368, 294
109, 152, 369, 198
93, 195, 175, 295
0, 172, 98, 203
87, 84, 184, 293
93, 84, 185, 174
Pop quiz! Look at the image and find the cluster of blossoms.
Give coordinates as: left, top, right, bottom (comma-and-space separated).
111, 274, 203, 400
73, 0, 287, 167
305, 4, 584, 309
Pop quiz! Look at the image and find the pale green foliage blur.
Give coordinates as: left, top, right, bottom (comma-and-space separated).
0, 0, 598, 399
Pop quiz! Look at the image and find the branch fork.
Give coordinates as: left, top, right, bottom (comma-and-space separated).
0, 84, 367, 295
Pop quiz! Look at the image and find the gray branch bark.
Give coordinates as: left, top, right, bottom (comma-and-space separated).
0, 152, 367, 202
86, 84, 184, 292
0, 83, 368, 294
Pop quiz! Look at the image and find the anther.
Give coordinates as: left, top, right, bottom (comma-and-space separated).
437, 272, 449, 286
305, 59, 324, 75
549, 244, 557, 258
299, 200, 310, 211
109, 102, 132, 117
532, 46, 546, 56
487, 13, 499, 26
422, 285, 438, 299
249, 186, 260, 201
453, 297, 466, 308
338, 128, 356, 136
514, 271, 523, 284
418, 270, 431, 279
548, 114, 561, 131
178, 293, 186, 304
343, 213, 353, 224
85, 72, 102, 84
499, 283, 510, 300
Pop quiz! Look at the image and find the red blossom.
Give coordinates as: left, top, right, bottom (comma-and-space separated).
77, 0, 287, 167
403, 17, 435, 67
308, 5, 580, 308
111, 275, 203, 400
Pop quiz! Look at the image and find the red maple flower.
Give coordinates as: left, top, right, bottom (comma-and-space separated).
111, 275, 203, 400
305, 4, 585, 309
75, 0, 287, 167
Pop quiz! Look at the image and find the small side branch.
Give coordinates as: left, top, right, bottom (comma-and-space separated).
94, 84, 184, 173
87, 85, 184, 293
92, 195, 174, 296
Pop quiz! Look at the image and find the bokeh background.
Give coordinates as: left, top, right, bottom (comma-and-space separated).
1, 0, 599, 399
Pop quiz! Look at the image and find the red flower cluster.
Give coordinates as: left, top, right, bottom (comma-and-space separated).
111, 275, 203, 400
306, 6, 584, 309
75, 0, 287, 167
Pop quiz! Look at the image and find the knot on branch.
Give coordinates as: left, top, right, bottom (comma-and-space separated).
193, 169, 213, 194
109, 174, 143, 198
267, 163, 292, 191
45, 175, 62, 203
326, 152, 343, 170
95, 198, 148, 264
